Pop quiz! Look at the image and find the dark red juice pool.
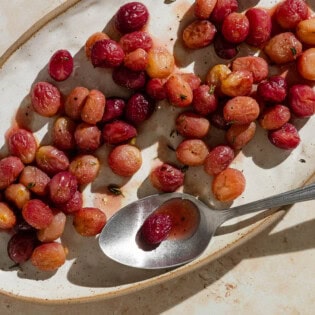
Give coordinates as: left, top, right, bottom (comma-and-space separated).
155, 198, 200, 240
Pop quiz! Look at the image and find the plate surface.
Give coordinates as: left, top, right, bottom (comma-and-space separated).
0, 0, 314, 303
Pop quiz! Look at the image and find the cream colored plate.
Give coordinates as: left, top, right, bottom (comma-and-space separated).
0, 0, 314, 303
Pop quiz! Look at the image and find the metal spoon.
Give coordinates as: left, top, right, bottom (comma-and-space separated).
99, 182, 315, 269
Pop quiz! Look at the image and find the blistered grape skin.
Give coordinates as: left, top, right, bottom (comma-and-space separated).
124, 93, 155, 125
115, 2, 149, 34
145, 78, 167, 101
7, 232, 37, 264
22, 199, 54, 230
48, 49, 74, 82
35, 145, 69, 176
205, 64, 231, 96
192, 84, 218, 116
182, 20, 217, 49
140, 212, 172, 245
124, 48, 148, 71
91, 39, 125, 68
146, 47, 175, 79
0, 202, 16, 229
288, 84, 315, 118
165, 74, 193, 107
108, 144, 142, 177
69, 155, 100, 185
102, 120, 137, 145
245, 8, 272, 47
150, 163, 184, 193
74, 123, 102, 152
204, 145, 235, 176
259, 105, 291, 130
19, 166, 50, 197
112, 66, 147, 90
181, 73, 202, 91
5, 183, 30, 210
275, 0, 308, 30
31, 242, 67, 271
221, 12, 249, 44
102, 98, 126, 123
81, 89, 106, 125
31, 81, 62, 117
194, 0, 217, 19
224, 96, 260, 125
231, 56, 269, 84
221, 70, 253, 97
264, 32, 302, 64
257, 76, 288, 103
296, 18, 315, 45
85, 32, 109, 59
64, 86, 89, 121
58, 190, 83, 214
226, 122, 257, 150
8, 128, 37, 164
52, 116, 76, 151
176, 139, 209, 166
268, 123, 301, 150
210, 0, 238, 25
37, 211, 66, 243
297, 48, 315, 81
212, 168, 246, 202
48, 171, 78, 205
73, 207, 107, 237
119, 31, 153, 53
176, 112, 210, 139
0, 156, 24, 190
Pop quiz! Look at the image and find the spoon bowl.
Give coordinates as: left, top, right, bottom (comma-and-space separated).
99, 183, 315, 269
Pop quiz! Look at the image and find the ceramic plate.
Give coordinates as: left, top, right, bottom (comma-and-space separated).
0, 0, 314, 303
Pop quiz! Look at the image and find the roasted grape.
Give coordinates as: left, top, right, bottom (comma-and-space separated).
52, 116, 76, 151
7, 232, 37, 264
108, 144, 142, 177
22, 199, 54, 230
204, 145, 234, 176
69, 155, 100, 185
19, 166, 50, 196
73, 207, 106, 236
176, 139, 209, 166
81, 89, 106, 125
150, 163, 184, 192
91, 39, 125, 68
289, 84, 315, 118
182, 20, 217, 49
48, 49, 73, 82
5, 183, 30, 209
7, 128, 37, 164
221, 13, 249, 44
35, 145, 69, 175
31, 242, 67, 271
74, 123, 102, 152
48, 171, 78, 205
268, 123, 300, 150
115, 2, 149, 34
0, 202, 16, 230
102, 120, 137, 144
176, 111, 210, 139
0, 156, 24, 190
212, 168, 245, 202
31, 81, 61, 117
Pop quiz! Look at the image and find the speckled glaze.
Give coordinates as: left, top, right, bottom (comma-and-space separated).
0, 0, 314, 304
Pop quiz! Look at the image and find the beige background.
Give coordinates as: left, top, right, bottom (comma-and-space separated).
0, 1, 315, 314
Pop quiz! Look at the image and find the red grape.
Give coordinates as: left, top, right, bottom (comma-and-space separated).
48, 49, 74, 81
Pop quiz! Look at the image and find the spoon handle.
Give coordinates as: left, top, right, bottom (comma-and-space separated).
221, 182, 315, 222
